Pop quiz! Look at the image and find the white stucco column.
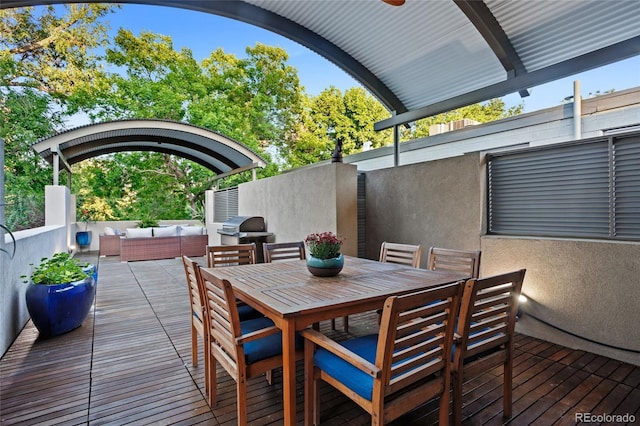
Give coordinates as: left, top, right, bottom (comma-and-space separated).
45, 185, 72, 248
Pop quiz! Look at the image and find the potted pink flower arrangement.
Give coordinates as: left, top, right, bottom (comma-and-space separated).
305, 231, 344, 277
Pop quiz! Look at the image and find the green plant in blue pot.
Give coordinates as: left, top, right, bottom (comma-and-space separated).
305, 231, 344, 277
22, 252, 97, 338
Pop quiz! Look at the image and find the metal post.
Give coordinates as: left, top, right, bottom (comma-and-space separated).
393, 125, 400, 167
573, 80, 582, 140
53, 152, 59, 186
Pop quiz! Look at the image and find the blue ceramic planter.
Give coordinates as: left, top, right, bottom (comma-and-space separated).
25, 274, 96, 338
76, 231, 91, 248
83, 264, 98, 284
307, 253, 344, 277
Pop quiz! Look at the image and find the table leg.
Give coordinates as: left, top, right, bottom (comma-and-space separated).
282, 320, 297, 426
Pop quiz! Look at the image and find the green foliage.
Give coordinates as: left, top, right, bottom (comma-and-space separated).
1, 5, 117, 229
281, 87, 392, 168
22, 252, 89, 285
0, 4, 115, 97
137, 218, 159, 228
1, 89, 56, 230
3, 6, 526, 230
407, 99, 524, 139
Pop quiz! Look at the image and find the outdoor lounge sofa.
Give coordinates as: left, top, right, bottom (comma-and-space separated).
100, 225, 208, 261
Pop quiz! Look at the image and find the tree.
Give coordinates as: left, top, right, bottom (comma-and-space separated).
280, 87, 392, 168
1, 4, 117, 229
72, 32, 303, 219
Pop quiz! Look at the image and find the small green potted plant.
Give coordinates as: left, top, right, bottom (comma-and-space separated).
22, 252, 97, 337
305, 231, 344, 277
76, 208, 93, 248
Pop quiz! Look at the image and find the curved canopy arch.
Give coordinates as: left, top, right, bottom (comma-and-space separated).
32, 119, 267, 178
4, 0, 639, 132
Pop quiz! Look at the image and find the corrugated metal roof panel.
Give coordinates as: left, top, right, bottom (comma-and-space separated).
6, 0, 638, 126
489, 0, 640, 71
249, 0, 505, 111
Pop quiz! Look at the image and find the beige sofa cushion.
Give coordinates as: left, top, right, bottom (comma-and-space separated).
126, 227, 153, 238
180, 225, 204, 236
153, 225, 179, 237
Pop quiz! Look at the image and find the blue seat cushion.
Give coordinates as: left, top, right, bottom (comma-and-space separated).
241, 317, 303, 364
237, 303, 264, 321
193, 309, 202, 322
452, 327, 497, 362
194, 304, 262, 322
313, 334, 379, 400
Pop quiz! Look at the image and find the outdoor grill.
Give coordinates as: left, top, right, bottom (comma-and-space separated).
217, 216, 273, 262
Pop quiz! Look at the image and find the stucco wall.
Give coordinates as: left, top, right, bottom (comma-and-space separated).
363, 153, 483, 266
481, 236, 640, 366
360, 152, 640, 365
238, 162, 358, 256
1, 226, 67, 357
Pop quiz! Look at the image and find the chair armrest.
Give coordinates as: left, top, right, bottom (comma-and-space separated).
300, 329, 381, 378
236, 325, 280, 345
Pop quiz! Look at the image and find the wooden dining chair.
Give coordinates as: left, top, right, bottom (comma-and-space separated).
206, 243, 257, 267
263, 241, 306, 263
181, 255, 209, 393
199, 267, 304, 425
427, 246, 481, 278
301, 281, 464, 426
206, 243, 263, 321
373, 242, 424, 326
379, 241, 423, 268
452, 269, 526, 425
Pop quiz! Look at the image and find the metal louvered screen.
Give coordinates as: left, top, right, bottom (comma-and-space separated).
488, 133, 640, 241
357, 172, 366, 258
613, 135, 640, 238
213, 187, 238, 223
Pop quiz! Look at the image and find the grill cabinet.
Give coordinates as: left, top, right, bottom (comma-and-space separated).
216, 216, 273, 262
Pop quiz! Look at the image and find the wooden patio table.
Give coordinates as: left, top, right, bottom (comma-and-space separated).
203, 255, 469, 425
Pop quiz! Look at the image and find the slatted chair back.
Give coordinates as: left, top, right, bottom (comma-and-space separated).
263, 241, 306, 263
206, 243, 256, 268
199, 267, 302, 424
427, 246, 481, 278
379, 241, 423, 268
301, 281, 464, 425
181, 256, 209, 392
452, 269, 526, 425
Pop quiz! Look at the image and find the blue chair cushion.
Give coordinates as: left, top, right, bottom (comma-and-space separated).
313, 334, 379, 400
452, 327, 496, 362
194, 304, 262, 322
241, 317, 303, 364
237, 303, 264, 321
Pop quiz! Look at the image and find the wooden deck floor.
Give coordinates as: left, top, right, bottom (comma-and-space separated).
2, 253, 639, 425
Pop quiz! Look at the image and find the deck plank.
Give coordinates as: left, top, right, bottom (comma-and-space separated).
1, 253, 639, 426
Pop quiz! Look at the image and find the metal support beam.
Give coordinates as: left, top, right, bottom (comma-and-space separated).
394, 125, 400, 167
52, 147, 73, 187
375, 36, 640, 131
453, 0, 526, 77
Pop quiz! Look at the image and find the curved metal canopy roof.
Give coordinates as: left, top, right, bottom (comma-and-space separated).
32, 120, 267, 176
4, 0, 640, 132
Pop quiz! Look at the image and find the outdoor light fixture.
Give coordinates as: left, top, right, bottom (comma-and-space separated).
517, 293, 528, 319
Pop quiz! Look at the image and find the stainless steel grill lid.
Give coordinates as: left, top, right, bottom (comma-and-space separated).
217, 216, 266, 236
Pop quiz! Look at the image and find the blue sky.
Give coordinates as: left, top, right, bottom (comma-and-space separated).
106, 4, 640, 114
